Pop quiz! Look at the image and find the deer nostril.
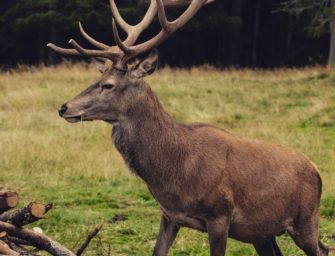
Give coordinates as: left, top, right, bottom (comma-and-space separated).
58, 104, 68, 117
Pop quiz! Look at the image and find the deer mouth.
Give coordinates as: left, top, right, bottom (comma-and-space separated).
63, 115, 82, 123
63, 114, 92, 123
63, 114, 116, 123
105, 119, 119, 125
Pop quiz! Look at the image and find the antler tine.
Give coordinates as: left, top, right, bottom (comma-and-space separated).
47, 41, 120, 61
157, 0, 172, 33
160, 0, 207, 31
68, 39, 120, 60
130, 0, 158, 34
109, 0, 132, 32
78, 22, 110, 50
47, 43, 82, 56
112, 19, 133, 53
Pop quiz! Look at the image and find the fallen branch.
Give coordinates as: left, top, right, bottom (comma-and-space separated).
7, 236, 33, 246
8, 242, 32, 255
0, 192, 19, 214
76, 224, 103, 256
0, 202, 52, 226
0, 221, 76, 256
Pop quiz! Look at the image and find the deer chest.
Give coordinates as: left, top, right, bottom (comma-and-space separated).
112, 126, 148, 179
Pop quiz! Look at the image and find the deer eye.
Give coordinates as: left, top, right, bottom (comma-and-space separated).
101, 83, 115, 90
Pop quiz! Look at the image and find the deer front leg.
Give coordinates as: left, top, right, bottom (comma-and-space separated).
152, 215, 180, 256
206, 216, 230, 256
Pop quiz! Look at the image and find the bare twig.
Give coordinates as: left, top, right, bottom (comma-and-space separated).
76, 224, 103, 256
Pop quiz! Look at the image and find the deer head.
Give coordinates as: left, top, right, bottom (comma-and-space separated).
48, 0, 210, 123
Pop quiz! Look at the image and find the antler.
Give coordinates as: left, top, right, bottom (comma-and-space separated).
47, 0, 211, 69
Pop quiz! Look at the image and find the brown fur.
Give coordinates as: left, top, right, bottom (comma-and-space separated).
58, 53, 329, 256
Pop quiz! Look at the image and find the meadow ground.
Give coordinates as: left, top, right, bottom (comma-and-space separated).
0, 63, 334, 255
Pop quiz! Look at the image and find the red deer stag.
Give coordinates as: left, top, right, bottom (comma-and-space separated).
47, 0, 330, 255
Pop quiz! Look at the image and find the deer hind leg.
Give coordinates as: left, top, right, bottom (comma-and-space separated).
253, 238, 283, 256
288, 219, 325, 256
318, 240, 329, 256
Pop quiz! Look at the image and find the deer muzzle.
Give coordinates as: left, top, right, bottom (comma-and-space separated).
58, 104, 68, 117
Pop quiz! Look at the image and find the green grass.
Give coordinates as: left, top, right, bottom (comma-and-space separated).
0, 64, 334, 255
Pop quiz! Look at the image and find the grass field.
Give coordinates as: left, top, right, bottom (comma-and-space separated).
0, 64, 334, 255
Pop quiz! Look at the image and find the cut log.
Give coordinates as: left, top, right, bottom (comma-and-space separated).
0, 192, 19, 214
0, 231, 7, 238
0, 240, 19, 256
0, 221, 76, 256
0, 202, 52, 226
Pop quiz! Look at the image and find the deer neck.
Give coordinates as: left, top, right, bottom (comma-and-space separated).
112, 85, 187, 185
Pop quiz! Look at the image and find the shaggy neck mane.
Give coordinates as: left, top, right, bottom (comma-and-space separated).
112, 83, 188, 185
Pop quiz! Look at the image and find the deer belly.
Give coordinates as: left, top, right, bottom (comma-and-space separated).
161, 207, 207, 232
228, 207, 291, 243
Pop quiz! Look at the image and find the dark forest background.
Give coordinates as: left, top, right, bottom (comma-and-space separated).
0, 0, 334, 68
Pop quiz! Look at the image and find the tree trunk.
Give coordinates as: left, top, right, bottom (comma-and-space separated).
230, 0, 242, 65
286, 14, 293, 65
328, 0, 335, 67
252, 0, 261, 67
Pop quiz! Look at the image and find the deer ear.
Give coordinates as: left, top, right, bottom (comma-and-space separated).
131, 49, 158, 78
